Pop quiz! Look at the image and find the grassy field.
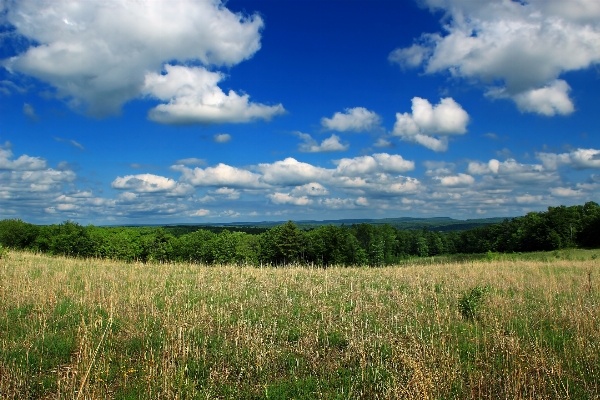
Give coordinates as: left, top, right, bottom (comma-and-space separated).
1, 250, 599, 399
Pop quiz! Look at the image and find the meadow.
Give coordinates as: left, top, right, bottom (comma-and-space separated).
0, 249, 599, 399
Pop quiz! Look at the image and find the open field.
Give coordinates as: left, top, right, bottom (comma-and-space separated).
1, 250, 599, 399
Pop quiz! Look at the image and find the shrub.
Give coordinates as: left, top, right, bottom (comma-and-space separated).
458, 285, 491, 321
0, 244, 7, 259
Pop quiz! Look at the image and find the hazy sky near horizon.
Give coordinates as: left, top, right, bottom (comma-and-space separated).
1, 0, 600, 224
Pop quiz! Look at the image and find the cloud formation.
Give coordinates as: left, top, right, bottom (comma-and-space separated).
467, 158, 558, 185
296, 133, 349, 153
2, 142, 597, 223
391, 97, 469, 151
321, 107, 382, 132
268, 192, 313, 206
23, 103, 38, 121
390, 0, 600, 115
173, 163, 266, 189
214, 134, 232, 143
2, 0, 282, 123
536, 148, 600, 170
333, 153, 414, 176
111, 173, 193, 195
143, 65, 285, 124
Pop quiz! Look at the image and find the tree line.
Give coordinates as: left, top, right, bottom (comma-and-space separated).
0, 202, 599, 266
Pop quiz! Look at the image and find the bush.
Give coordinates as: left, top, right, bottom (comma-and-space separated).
458, 286, 491, 321
0, 244, 7, 259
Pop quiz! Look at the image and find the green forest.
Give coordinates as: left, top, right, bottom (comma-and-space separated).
1, 202, 599, 266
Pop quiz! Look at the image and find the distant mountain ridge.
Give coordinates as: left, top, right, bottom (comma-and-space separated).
142, 216, 510, 236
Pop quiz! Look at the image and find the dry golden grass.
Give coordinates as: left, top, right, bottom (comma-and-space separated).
0, 250, 599, 399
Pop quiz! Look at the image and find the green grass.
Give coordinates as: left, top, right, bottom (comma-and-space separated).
0, 250, 599, 398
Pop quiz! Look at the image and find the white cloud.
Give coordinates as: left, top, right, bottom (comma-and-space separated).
0, 148, 47, 170
391, 97, 469, 151
435, 173, 475, 187
390, 0, 600, 114
423, 160, 455, 177
258, 158, 331, 186
536, 148, 600, 170
342, 175, 421, 197
321, 107, 382, 132
111, 173, 178, 193
468, 158, 557, 185
489, 80, 574, 116
334, 153, 414, 176
389, 44, 431, 69
2, 0, 280, 121
291, 183, 329, 197
318, 198, 360, 209
173, 163, 266, 189
549, 187, 584, 197
214, 133, 232, 143
119, 192, 138, 202
355, 197, 369, 206
373, 138, 394, 148
467, 160, 500, 175
297, 133, 349, 153
23, 103, 38, 121
143, 65, 285, 125
175, 158, 206, 166
411, 135, 448, 153
209, 187, 240, 200
191, 209, 210, 217
220, 210, 241, 218
268, 192, 313, 206
568, 149, 600, 169
516, 194, 544, 204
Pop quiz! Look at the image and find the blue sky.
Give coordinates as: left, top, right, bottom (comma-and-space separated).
1, 0, 599, 224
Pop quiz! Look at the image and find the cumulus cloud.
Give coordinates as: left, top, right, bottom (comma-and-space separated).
291, 183, 329, 197
190, 209, 210, 217
570, 149, 600, 169
143, 65, 284, 124
209, 187, 240, 200
258, 158, 331, 186
111, 173, 193, 195
257, 154, 419, 199
516, 194, 544, 204
549, 187, 584, 197
318, 197, 367, 209
173, 163, 266, 189
268, 192, 313, 206
390, 0, 600, 114
334, 175, 421, 197
2, 0, 283, 123
0, 148, 47, 170
0, 147, 86, 221
435, 173, 475, 187
536, 148, 600, 170
373, 138, 394, 148
493, 80, 574, 116
423, 160, 455, 177
214, 133, 232, 143
3, 169, 77, 192
334, 153, 414, 176
296, 133, 349, 153
321, 107, 382, 132
467, 158, 557, 185
391, 97, 469, 151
